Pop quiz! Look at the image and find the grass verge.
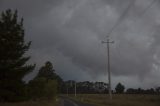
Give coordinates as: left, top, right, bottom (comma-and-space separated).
67, 94, 160, 106
0, 98, 60, 106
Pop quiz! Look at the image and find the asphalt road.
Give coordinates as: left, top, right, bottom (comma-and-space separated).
60, 97, 95, 106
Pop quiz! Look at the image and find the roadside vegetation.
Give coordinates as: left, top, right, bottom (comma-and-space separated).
66, 82, 160, 106
0, 99, 59, 106
68, 94, 160, 106
0, 9, 62, 105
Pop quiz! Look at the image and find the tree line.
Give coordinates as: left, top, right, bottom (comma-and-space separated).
61, 81, 108, 94
115, 83, 160, 94
60, 81, 160, 95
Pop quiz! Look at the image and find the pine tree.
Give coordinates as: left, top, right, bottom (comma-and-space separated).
37, 61, 55, 81
0, 9, 35, 102
36, 61, 63, 85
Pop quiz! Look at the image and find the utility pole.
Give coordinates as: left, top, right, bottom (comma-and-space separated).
102, 36, 114, 100
67, 85, 69, 96
75, 81, 77, 97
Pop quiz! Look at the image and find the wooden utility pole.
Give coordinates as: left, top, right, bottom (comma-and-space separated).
102, 36, 114, 100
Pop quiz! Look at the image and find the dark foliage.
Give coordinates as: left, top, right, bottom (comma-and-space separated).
126, 88, 158, 94
27, 78, 57, 100
28, 61, 62, 100
61, 80, 108, 94
36, 61, 63, 92
115, 83, 125, 93
0, 9, 35, 102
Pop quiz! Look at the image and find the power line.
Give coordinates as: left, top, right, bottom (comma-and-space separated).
107, 0, 135, 36
101, 1, 133, 100
101, 2, 134, 99
140, 0, 157, 16
107, 0, 156, 37
101, 1, 157, 99
109, 0, 157, 61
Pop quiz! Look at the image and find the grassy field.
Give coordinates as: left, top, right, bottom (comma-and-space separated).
0, 99, 59, 106
68, 94, 160, 106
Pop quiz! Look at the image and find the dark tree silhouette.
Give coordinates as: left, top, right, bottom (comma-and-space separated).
0, 9, 35, 102
37, 61, 63, 92
28, 61, 63, 100
36, 61, 63, 83
62, 80, 108, 94
126, 88, 156, 94
36, 61, 55, 81
115, 82, 125, 93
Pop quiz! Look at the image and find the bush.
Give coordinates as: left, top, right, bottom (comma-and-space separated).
27, 78, 57, 100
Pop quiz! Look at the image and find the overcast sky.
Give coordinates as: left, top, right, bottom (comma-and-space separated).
1, 0, 160, 89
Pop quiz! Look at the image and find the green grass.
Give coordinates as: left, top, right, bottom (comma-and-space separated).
0, 99, 59, 106
68, 94, 160, 106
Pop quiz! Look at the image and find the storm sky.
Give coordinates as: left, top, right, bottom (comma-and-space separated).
1, 0, 160, 89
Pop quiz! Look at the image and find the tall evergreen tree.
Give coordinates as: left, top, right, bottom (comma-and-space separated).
36, 61, 62, 82
0, 9, 35, 102
36, 61, 55, 81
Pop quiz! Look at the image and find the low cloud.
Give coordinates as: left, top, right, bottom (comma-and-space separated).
1, 0, 160, 88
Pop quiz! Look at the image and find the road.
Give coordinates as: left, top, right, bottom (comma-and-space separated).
60, 97, 95, 106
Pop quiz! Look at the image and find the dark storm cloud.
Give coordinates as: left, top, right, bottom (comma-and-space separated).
1, 0, 160, 88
